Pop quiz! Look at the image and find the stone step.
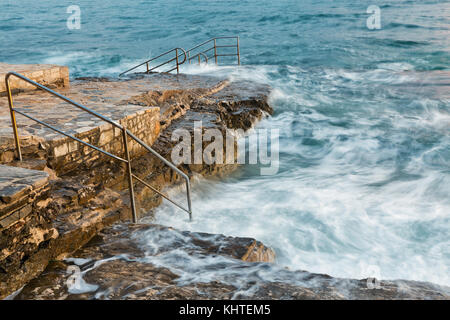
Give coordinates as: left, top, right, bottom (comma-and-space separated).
0, 165, 49, 229
8, 159, 47, 171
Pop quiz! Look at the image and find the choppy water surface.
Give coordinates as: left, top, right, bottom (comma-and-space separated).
1, 0, 449, 286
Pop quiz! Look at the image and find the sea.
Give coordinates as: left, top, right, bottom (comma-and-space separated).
1, 0, 449, 288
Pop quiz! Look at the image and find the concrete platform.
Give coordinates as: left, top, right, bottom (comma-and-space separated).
0, 63, 69, 94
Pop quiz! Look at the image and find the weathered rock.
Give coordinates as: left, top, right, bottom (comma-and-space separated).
0, 72, 273, 299
68, 224, 276, 263
4, 71, 447, 301
13, 223, 450, 300
0, 182, 126, 299
0, 165, 50, 228
14, 223, 275, 300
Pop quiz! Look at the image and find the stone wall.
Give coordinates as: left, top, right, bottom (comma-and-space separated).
0, 108, 161, 176
47, 108, 160, 175
0, 64, 69, 94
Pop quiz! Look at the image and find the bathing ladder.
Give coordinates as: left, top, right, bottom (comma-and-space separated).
119, 36, 240, 77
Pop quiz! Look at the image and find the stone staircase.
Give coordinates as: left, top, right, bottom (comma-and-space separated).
0, 64, 274, 299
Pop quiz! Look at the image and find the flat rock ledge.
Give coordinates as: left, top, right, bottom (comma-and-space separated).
0, 165, 50, 229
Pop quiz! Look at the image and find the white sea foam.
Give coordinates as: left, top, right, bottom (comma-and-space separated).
42, 50, 145, 77
43, 51, 97, 66
130, 224, 360, 298
377, 62, 415, 71
149, 64, 450, 287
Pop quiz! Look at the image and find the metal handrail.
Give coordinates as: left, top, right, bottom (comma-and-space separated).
186, 36, 240, 66
119, 36, 240, 77
119, 47, 187, 77
187, 52, 208, 65
4, 72, 193, 222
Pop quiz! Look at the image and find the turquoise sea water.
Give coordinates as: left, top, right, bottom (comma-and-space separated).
1, 0, 449, 286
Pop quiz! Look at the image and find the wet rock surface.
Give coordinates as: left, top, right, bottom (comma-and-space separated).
14, 223, 450, 300
13, 224, 275, 300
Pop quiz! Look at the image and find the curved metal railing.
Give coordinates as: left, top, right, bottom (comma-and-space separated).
188, 52, 208, 65
119, 47, 187, 77
4, 72, 193, 222
120, 36, 240, 77
186, 36, 240, 65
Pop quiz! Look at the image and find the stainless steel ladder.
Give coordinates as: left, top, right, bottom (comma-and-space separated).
186, 36, 240, 66
4, 72, 192, 223
119, 36, 240, 77
119, 48, 187, 77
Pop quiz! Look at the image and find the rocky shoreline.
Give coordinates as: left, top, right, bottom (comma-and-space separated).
0, 72, 274, 299
13, 223, 450, 300
1, 72, 449, 300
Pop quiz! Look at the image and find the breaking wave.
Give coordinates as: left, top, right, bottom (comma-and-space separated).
151, 64, 450, 286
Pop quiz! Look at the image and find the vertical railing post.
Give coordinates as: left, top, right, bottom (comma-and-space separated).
214, 39, 218, 64
236, 36, 241, 65
185, 178, 192, 221
122, 125, 138, 223
175, 48, 180, 74
188, 51, 191, 64
5, 76, 22, 161
146, 62, 149, 74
